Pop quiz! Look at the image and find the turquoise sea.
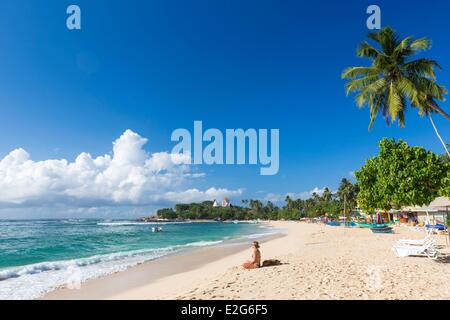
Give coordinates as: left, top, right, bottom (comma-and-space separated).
0, 219, 276, 299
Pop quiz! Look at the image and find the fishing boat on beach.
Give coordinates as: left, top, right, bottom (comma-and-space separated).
369, 212, 393, 233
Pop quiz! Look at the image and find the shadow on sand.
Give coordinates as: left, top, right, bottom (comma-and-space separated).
435, 254, 450, 264
261, 259, 286, 268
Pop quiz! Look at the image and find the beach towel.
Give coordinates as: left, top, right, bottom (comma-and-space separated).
262, 259, 282, 267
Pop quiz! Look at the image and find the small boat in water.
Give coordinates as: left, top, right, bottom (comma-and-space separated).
152, 227, 163, 233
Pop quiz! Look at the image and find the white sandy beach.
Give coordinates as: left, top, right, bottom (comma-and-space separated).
44, 221, 450, 300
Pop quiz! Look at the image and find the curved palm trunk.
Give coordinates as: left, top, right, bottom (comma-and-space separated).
429, 114, 450, 158
429, 104, 450, 121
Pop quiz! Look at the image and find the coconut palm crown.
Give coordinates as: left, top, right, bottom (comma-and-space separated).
342, 27, 450, 129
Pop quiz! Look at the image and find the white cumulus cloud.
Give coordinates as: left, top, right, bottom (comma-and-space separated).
163, 188, 244, 203
0, 130, 241, 210
264, 187, 328, 204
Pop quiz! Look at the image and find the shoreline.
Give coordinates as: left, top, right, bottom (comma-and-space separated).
43, 221, 450, 300
42, 224, 285, 300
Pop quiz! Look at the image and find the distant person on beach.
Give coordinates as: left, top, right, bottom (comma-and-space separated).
242, 241, 261, 269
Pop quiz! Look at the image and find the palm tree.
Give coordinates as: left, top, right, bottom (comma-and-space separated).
337, 178, 358, 212
294, 198, 304, 211
249, 199, 263, 214
263, 201, 275, 220
311, 192, 321, 203
322, 187, 333, 202
342, 27, 450, 157
284, 195, 294, 210
265, 201, 274, 213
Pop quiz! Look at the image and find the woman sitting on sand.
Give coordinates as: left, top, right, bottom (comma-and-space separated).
242, 241, 261, 269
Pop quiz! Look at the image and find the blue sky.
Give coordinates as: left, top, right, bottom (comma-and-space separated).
0, 0, 449, 218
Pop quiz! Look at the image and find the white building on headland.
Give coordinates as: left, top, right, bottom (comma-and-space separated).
213, 198, 231, 208
222, 197, 231, 207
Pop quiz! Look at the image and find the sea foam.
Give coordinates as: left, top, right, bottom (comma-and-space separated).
0, 240, 220, 300
97, 221, 191, 226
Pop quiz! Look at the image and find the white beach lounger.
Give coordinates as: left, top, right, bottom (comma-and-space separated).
392, 241, 439, 260
398, 235, 432, 246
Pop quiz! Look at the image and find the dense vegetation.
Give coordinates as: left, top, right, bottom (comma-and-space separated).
155, 138, 449, 221
156, 179, 359, 221
356, 138, 449, 212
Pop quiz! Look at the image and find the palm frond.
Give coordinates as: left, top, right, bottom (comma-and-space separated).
393, 36, 413, 61
378, 27, 398, 55
397, 107, 406, 127
341, 66, 378, 79
361, 78, 387, 95
416, 78, 447, 101
409, 37, 431, 52
404, 58, 441, 79
355, 92, 369, 108
368, 93, 385, 130
345, 75, 380, 95
367, 30, 381, 43
357, 42, 383, 59
395, 36, 412, 53
396, 76, 419, 106
387, 82, 404, 123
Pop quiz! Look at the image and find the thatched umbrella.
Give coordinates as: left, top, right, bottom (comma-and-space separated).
429, 196, 450, 245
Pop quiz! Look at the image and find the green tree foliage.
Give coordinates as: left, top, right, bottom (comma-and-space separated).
153, 185, 360, 221
157, 202, 252, 221
440, 170, 450, 197
355, 138, 449, 212
156, 208, 177, 220
440, 149, 450, 196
